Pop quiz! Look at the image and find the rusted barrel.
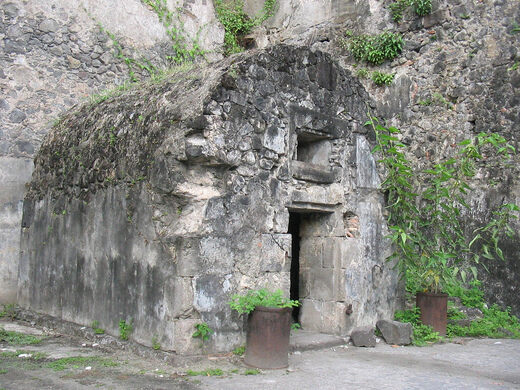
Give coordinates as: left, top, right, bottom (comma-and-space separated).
244, 306, 292, 369
416, 292, 448, 335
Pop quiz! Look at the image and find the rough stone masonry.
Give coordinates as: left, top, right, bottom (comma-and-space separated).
18, 45, 402, 353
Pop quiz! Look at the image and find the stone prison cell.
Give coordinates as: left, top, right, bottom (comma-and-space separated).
18, 45, 402, 353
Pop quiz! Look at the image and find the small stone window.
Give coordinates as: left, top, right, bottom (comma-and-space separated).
296, 132, 331, 167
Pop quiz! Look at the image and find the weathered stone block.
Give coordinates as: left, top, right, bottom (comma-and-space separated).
299, 237, 322, 270
309, 268, 334, 301
171, 277, 194, 319
341, 239, 361, 269
350, 326, 376, 347
300, 298, 323, 332
176, 237, 201, 277
322, 237, 342, 268
173, 319, 201, 354
376, 319, 412, 346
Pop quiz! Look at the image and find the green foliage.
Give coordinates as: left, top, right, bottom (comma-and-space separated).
345, 31, 403, 65
228, 288, 300, 315
0, 328, 43, 345
192, 323, 213, 343
368, 118, 518, 294
0, 304, 16, 320
119, 320, 132, 341
47, 356, 118, 371
447, 305, 520, 338
511, 23, 520, 34
91, 320, 105, 335
394, 307, 442, 346
291, 322, 301, 331
186, 368, 224, 376
371, 71, 395, 86
413, 0, 432, 16
389, 0, 432, 22
214, 0, 277, 55
244, 368, 261, 375
152, 335, 161, 350
508, 62, 519, 72
389, 0, 410, 23
232, 345, 246, 355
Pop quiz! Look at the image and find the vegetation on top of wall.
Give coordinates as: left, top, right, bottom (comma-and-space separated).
389, 0, 432, 23
341, 31, 403, 65
214, 0, 277, 55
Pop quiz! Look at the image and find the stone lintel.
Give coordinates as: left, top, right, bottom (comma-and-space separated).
291, 160, 336, 183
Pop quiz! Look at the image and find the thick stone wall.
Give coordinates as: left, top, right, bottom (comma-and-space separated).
19, 46, 402, 352
0, 0, 223, 303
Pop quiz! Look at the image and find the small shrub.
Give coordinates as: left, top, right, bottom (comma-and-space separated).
413, 0, 432, 16
232, 345, 246, 356
345, 31, 403, 65
228, 288, 299, 315
119, 320, 132, 341
291, 323, 301, 331
192, 323, 213, 344
244, 368, 261, 375
389, 0, 432, 22
371, 71, 395, 86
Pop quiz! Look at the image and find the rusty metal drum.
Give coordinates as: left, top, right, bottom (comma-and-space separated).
244, 306, 292, 369
416, 292, 448, 336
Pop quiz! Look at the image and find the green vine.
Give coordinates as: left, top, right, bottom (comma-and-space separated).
214, 0, 277, 55
142, 0, 205, 64
368, 118, 519, 294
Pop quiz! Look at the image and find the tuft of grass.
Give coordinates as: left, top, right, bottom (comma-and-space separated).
244, 368, 260, 375
0, 304, 16, 320
47, 356, 118, 371
119, 320, 132, 341
1, 350, 47, 360
232, 345, 246, 356
186, 368, 224, 376
0, 328, 44, 345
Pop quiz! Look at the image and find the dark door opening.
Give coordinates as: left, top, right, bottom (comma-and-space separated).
288, 212, 301, 323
